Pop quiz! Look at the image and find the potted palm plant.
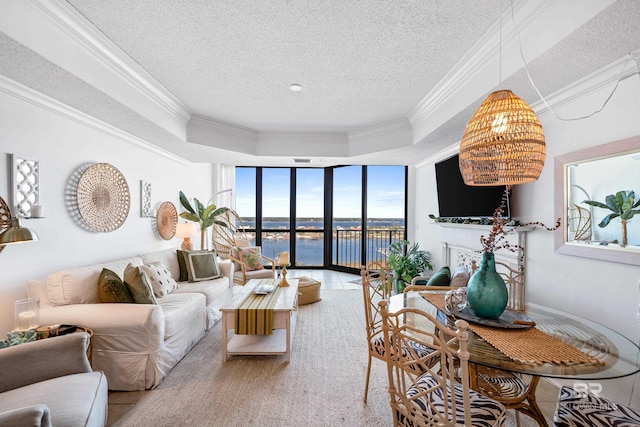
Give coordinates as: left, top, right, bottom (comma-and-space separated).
388, 240, 432, 293
178, 191, 230, 250
583, 190, 640, 247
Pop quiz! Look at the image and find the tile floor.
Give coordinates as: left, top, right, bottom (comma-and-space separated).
106, 269, 560, 425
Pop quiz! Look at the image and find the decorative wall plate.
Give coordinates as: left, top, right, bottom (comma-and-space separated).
156, 201, 178, 240
76, 163, 130, 232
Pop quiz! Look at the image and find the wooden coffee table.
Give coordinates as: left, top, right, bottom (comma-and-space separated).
220, 278, 299, 362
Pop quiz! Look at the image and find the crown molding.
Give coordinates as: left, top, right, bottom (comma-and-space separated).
3, 0, 191, 137
348, 117, 411, 144
0, 74, 191, 165
407, 0, 615, 145
532, 49, 640, 116
413, 143, 460, 169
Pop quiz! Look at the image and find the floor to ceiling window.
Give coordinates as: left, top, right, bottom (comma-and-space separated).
295, 168, 325, 266
235, 165, 406, 273
332, 166, 362, 269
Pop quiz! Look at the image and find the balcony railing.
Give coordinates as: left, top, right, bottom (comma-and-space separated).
334, 228, 404, 269
232, 227, 404, 269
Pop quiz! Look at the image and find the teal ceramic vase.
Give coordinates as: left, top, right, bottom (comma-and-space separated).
466, 252, 508, 319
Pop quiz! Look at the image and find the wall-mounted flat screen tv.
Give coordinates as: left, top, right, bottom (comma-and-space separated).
435, 154, 510, 218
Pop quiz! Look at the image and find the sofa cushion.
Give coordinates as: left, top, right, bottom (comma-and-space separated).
123, 264, 158, 304
46, 257, 142, 306
174, 277, 230, 308
98, 268, 134, 303
140, 262, 179, 297
0, 371, 108, 427
157, 293, 206, 339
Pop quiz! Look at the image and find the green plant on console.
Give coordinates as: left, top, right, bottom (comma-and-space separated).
179, 191, 230, 250
583, 190, 640, 247
388, 240, 432, 293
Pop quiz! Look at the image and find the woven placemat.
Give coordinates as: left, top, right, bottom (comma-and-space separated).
420, 293, 603, 366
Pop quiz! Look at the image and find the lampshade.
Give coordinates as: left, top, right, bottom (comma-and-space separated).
175, 222, 197, 238
459, 90, 546, 186
0, 217, 39, 245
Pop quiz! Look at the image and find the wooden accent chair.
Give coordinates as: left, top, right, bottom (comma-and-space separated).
359, 267, 433, 403
211, 209, 276, 285
378, 299, 506, 426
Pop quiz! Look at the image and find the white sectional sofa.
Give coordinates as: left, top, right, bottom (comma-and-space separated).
25, 248, 233, 391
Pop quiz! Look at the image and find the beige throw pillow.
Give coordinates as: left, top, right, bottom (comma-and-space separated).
450, 265, 470, 287
140, 262, 179, 297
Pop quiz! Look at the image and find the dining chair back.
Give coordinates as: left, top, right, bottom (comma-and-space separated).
360, 266, 392, 402
378, 299, 506, 427
470, 259, 525, 311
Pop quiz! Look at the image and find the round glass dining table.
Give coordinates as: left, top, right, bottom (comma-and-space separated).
389, 290, 640, 381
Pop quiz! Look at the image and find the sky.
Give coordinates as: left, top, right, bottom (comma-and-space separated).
235, 165, 405, 219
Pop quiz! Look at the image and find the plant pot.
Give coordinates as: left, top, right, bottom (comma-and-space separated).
466, 252, 508, 319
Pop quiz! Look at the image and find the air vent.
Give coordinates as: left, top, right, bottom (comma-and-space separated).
294, 158, 312, 163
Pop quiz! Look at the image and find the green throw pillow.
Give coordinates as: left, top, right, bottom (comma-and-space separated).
123, 263, 158, 305
176, 250, 190, 282
185, 250, 221, 282
98, 268, 134, 303
426, 266, 451, 286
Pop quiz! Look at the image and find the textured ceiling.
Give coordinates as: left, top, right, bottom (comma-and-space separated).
66, 0, 503, 133
1, 1, 639, 166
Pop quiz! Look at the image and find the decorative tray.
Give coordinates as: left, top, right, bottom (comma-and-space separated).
454, 306, 535, 329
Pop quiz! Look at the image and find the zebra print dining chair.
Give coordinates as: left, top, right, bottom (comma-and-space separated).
359, 267, 433, 403
378, 299, 506, 426
554, 385, 640, 426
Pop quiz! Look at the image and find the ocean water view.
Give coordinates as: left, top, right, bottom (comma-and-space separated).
236, 218, 405, 267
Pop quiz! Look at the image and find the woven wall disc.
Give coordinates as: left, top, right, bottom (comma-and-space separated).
156, 201, 178, 240
76, 163, 130, 232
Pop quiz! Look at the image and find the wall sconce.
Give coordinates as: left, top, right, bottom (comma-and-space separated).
0, 196, 39, 253
175, 222, 197, 251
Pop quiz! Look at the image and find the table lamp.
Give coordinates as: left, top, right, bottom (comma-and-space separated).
175, 222, 197, 251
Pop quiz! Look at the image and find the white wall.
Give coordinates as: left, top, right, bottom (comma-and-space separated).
414, 75, 640, 407
0, 85, 213, 335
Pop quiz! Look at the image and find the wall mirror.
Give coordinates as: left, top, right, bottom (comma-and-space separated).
554, 135, 640, 265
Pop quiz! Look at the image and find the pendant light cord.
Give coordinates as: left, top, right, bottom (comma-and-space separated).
508, 0, 640, 121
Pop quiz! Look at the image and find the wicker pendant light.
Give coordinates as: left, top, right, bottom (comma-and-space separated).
459, 89, 545, 186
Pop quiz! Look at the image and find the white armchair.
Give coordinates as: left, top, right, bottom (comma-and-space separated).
0, 333, 108, 426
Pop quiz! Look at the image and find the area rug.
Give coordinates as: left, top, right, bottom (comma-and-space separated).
111, 290, 550, 426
